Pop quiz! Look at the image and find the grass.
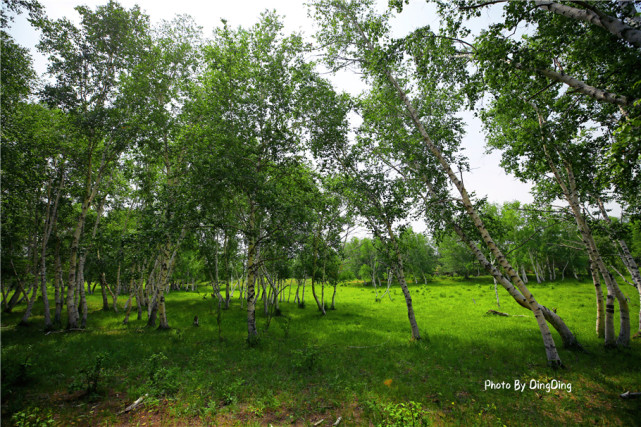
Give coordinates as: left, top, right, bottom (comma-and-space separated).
2, 276, 640, 426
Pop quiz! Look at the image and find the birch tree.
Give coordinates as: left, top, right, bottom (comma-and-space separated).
36, 0, 150, 329
310, 0, 578, 365
187, 13, 343, 344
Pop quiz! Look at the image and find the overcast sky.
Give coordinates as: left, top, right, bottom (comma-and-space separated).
7, 0, 536, 233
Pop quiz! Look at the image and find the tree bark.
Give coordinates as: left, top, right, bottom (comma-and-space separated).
38, 170, 64, 330
343, 12, 566, 359
392, 80, 561, 364
543, 143, 630, 346
78, 255, 88, 328
246, 204, 259, 344
19, 276, 39, 326
589, 260, 607, 338
533, 0, 641, 48
597, 198, 641, 333
451, 222, 580, 349
514, 63, 635, 107
54, 242, 63, 327
385, 222, 421, 340
100, 273, 110, 311
66, 153, 106, 329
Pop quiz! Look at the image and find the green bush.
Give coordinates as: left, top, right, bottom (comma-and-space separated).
68, 353, 107, 397
366, 400, 431, 427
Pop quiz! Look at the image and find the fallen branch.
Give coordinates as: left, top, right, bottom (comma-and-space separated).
119, 394, 148, 414
313, 419, 325, 426
620, 391, 641, 399
486, 309, 528, 318
45, 328, 86, 335
333, 416, 343, 426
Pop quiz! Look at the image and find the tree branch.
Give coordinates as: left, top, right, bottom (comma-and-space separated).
514, 62, 635, 106
460, 0, 508, 11
534, 0, 641, 48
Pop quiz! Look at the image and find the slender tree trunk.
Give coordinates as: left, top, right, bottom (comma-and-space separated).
156, 230, 185, 330
543, 144, 629, 346
100, 273, 110, 311
78, 255, 88, 328
39, 206, 58, 330
3, 286, 20, 313
19, 276, 39, 326
561, 261, 568, 281
157, 292, 169, 329
331, 282, 337, 309
147, 294, 158, 327
246, 204, 259, 344
385, 223, 421, 340
368, 49, 563, 363
597, 198, 641, 333
112, 263, 121, 312
262, 275, 269, 315
1, 282, 8, 309
123, 293, 134, 325
54, 243, 63, 327
533, 0, 641, 49
136, 285, 144, 320
588, 261, 606, 339
311, 276, 323, 313
225, 281, 230, 309
80, 282, 89, 329
66, 190, 101, 328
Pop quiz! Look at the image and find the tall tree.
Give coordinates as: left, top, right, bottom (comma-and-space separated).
310, 0, 581, 366
186, 13, 344, 343
36, 0, 150, 329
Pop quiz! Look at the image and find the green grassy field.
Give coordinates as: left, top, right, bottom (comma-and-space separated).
2, 277, 640, 426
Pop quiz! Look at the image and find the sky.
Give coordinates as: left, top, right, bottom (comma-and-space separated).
6, 0, 537, 234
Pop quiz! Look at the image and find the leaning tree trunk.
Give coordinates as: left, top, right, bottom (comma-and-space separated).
533, 0, 641, 49
386, 223, 421, 340
156, 229, 186, 330
543, 145, 630, 347
363, 27, 562, 364
597, 198, 641, 334
450, 221, 580, 349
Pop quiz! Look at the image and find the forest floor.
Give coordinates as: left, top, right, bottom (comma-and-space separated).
2, 277, 641, 426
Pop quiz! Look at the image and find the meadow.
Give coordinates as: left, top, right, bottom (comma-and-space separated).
2, 277, 640, 426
